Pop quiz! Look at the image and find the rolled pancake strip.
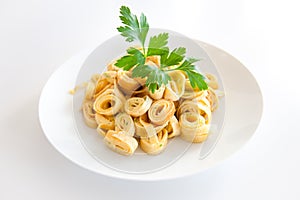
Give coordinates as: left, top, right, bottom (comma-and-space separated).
104, 130, 138, 156
166, 116, 180, 138
82, 100, 97, 128
179, 112, 209, 143
148, 84, 165, 100
125, 95, 152, 117
93, 94, 122, 116
140, 129, 168, 155
134, 114, 168, 138
117, 71, 140, 94
206, 88, 219, 112
148, 99, 175, 126
85, 81, 95, 100
164, 71, 185, 101
115, 112, 135, 136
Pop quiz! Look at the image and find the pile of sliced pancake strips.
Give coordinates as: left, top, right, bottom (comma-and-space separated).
81, 57, 220, 156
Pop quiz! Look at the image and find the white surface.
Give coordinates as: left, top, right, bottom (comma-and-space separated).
0, 0, 299, 199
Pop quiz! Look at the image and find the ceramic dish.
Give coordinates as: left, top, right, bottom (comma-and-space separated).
39, 40, 263, 180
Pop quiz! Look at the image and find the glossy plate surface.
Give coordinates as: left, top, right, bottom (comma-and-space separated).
39, 40, 263, 180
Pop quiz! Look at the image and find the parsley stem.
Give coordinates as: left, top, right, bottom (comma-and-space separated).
143, 47, 146, 57
162, 68, 176, 72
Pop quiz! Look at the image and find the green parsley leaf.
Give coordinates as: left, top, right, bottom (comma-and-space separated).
160, 47, 186, 68
116, 6, 208, 92
187, 57, 201, 63
146, 68, 171, 93
186, 70, 208, 90
174, 57, 201, 71
174, 57, 207, 90
139, 13, 149, 47
131, 64, 155, 78
126, 47, 145, 65
115, 47, 145, 70
148, 83, 159, 94
117, 6, 149, 47
114, 55, 137, 70
175, 61, 193, 71
147, 33, 169, 56
132, 64, 170, 93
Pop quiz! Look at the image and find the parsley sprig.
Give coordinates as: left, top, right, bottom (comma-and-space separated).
115, 6, 208, 93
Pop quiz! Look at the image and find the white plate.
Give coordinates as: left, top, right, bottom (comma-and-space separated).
39, 40, 263, 181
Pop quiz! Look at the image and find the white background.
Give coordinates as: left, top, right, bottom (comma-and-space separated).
1, 0, 299, 199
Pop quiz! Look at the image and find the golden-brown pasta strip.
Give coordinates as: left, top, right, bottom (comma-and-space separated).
95, 113, 115, 127
205, 73, 219, 90
95, 113, 115, 136
85, 81, 95, 100
124, 95, 152, 117
82, 101, 97, 128
131, 87, 149, 98
191, 98, 212, 124
206, 88, 219, 112
148, 84, 165, 100
102, 71, 117, 84
94, 83, 112, 99
115, 113, 135, 136
117, 71, 140, 94
134, 114, 168, 138
93, 94, 123, 115
107, 62, 121, 71
104, 130, 138, 156
148, 99, 175, 125
179, 112, 209, 143
177, 100, 199, 118
91, 74, 101, 83
164, 71, 185, 101
166, 116, 180, 138
145, 56, 160, 66
182, 80, 207, 99
140, 129, 168, 155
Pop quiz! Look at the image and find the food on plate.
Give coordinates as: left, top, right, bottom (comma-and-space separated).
79, 6, 222, 156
